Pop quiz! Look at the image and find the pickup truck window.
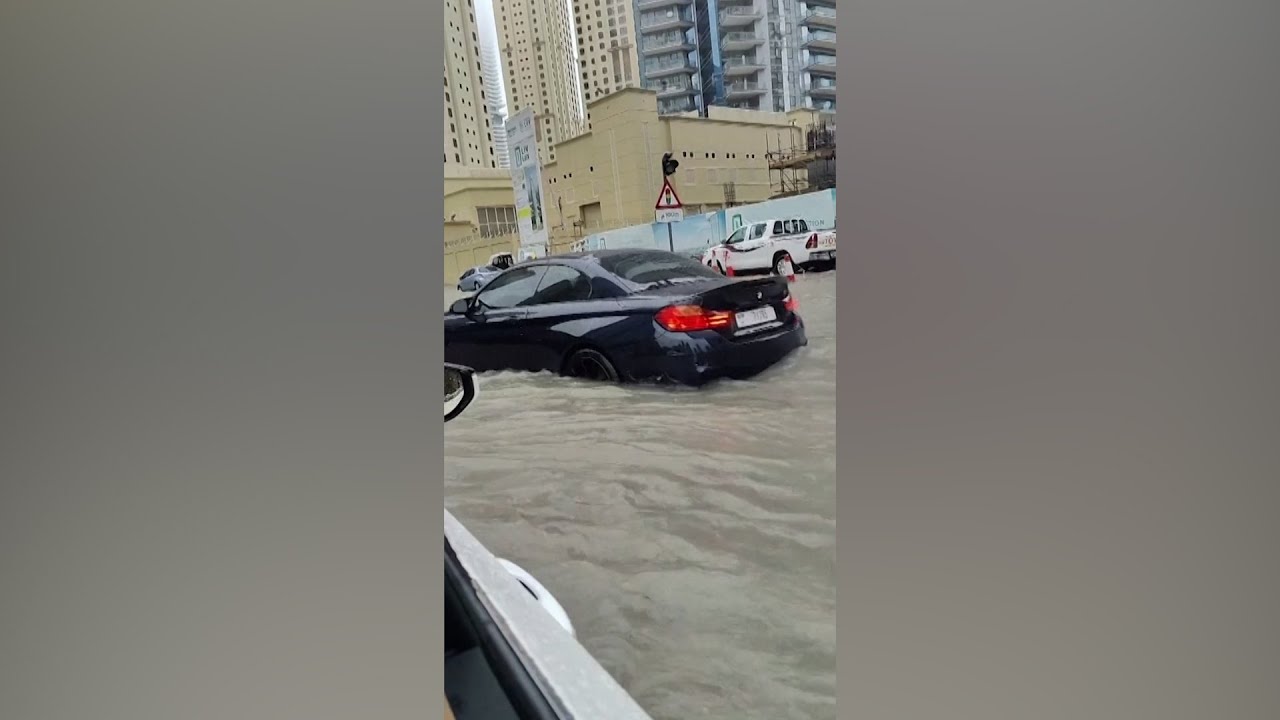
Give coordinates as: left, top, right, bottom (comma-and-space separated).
750, 223, 767, 240
725, 227, 746, 245
774, 220, 786, 235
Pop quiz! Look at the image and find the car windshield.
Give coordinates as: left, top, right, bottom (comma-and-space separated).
598, 251, 722, 285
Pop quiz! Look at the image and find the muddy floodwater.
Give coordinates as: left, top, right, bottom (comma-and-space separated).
444, 272, 837, 720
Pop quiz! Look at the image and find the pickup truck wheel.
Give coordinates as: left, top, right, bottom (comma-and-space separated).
773, 252, 793, 276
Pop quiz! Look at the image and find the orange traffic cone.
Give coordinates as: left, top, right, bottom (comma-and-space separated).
725, 264, 735, 277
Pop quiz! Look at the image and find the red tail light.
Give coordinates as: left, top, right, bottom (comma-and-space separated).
784, 294, 799, 312
655, 305, 733, 332
805, 233, 818, 250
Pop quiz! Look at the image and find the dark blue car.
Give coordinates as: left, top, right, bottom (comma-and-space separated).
443, 249, 807, 386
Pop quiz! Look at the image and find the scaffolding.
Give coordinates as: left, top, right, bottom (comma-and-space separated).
766, 118, 837, 197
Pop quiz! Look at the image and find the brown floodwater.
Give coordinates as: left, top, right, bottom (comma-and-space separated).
444, 271, 837, 720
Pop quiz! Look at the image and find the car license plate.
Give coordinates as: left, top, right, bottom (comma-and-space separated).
735, 306, 777, 329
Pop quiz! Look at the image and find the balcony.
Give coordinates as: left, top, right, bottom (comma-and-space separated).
640, 11, 696, 33
722, 55, 766, 78
718, 5, 763, 28
720, 31, 764, 52
725, 80, 766, 100
645, 78, 697, 99
805, 54, 837, 76
640, 35, 695, 56
658, 98, 697, 115
644, 57, 697, 80
636, 0, 692, 9
807, 80, 837, 99
802, 31, 837, 53
800, 7, 837, 30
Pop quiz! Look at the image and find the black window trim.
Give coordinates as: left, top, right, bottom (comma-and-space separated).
474, 265, 547, 310
526, 263, 594, 306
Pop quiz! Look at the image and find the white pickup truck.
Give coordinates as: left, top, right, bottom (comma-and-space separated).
700, 218, 837, 276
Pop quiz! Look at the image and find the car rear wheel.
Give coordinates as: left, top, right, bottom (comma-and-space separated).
773, 252, 793, 276
563, 348, 619, 383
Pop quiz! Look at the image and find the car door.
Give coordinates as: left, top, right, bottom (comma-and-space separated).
714, 226, 747, 268
732, 222, 772, 270
445, 265, 547, 372
517, 264, 604, 372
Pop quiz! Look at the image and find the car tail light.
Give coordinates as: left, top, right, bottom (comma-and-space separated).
805, 233, 818, 249
655, 304, 733, 332
784, 294, 799, 312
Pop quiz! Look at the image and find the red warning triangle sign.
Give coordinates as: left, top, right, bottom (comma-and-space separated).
655, 178, 684, 210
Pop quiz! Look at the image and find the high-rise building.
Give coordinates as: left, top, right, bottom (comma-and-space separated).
495, 0, 586, 166
791, 0, 836, 112
479, 35, 511, 168
573, 0, 642, 106
636, 0, 712, 116
444, 0, 499, 168
635, 0, 836, 116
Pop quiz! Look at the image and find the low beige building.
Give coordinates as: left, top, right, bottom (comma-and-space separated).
440, 88, 831, 281
442, 165, 520, 286
540, 89, 824, 245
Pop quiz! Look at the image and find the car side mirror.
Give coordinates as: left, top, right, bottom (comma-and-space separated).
445, 364, 477, 422
449, 297, 471, 314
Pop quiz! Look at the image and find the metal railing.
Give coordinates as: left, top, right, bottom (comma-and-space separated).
641, 34, 689, 52
640, 11, 692, 29
645, 78, 692, 92
644, 57, 695, 74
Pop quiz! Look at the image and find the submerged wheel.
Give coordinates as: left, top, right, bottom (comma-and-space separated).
773, 252, 793, 276
563, 347, 620, 383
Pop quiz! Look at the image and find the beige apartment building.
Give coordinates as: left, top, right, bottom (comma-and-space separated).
538, 88, 821, 244
444, 0, 498, 169
494, 0, 585, 165
573, 0, 642, 105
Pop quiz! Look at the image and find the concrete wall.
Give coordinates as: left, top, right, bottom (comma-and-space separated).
568, 187, 837, 256
443, 222, 519, 287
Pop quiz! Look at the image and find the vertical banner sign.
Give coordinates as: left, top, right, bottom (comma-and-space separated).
506, 108, 548, 256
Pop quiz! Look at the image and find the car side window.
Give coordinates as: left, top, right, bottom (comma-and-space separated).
474, 266, 547, 309
750, 223, 767, 240
798, 219, 810, 233
529, 265, 592, 305
773, 220, 785, 235
725, 227, 746, 245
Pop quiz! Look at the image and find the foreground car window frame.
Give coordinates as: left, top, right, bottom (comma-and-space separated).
445, 538, 562, 720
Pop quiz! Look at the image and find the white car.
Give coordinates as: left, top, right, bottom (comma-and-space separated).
444, 364, 654, 720
701, 218, 837, 276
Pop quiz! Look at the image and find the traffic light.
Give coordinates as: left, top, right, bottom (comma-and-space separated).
662, 152, 679, 176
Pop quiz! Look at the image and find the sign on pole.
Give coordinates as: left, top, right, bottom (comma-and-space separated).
654, 177, 684, 224
506, 108, 548, 256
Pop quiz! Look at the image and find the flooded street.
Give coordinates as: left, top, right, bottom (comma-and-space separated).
444, 272, 837, 720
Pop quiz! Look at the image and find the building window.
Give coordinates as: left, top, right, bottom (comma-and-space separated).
477, 206, 519, 237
